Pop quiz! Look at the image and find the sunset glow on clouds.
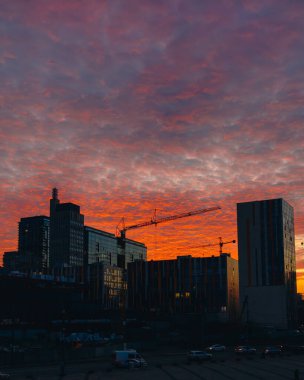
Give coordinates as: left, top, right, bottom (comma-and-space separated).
1, 1, 304, 289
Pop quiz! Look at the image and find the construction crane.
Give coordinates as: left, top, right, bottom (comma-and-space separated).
115, 205, 220, 347
186, 237, 236, 255
117, 206, 221, 240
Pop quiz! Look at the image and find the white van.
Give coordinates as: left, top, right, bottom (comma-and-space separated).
112, 349, 147, 368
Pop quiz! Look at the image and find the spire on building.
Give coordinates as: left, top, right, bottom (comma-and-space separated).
52, 188, 58, 200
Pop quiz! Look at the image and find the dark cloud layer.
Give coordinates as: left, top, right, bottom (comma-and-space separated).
1, 0, 304, 288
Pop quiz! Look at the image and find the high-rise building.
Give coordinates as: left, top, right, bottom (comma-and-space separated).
128, 254, 239, 321
237, 198, 297, 328
49, 188, 84, 269
18, 216, 50, 272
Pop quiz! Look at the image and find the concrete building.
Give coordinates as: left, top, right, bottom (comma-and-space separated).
49, 188, 84, 269
128, 254, 239, 321
237, 198, 297, 328
18, 216, 50, 272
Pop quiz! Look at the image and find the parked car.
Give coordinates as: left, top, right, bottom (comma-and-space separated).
187, 351, 213, 362
206, 344, 226, 352
235, 346, 257, 354
263, 346, 282, 356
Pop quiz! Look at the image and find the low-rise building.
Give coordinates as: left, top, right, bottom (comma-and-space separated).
84, 226, 147, 270
128, 254, 239, 321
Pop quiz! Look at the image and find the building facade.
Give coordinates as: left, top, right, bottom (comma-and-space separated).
18, 216, 50, 272
237, 198, 297, 328
86, 262, 125, 309
84, 226, 118, 267
128, 254, 239, 321
3, 251, 20, 272
4, 187, 148, 311
85, 226, 147, 270
49, 188, 84, 269
118, 238, 147, 269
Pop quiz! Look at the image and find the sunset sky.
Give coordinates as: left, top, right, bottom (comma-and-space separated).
1, 1, 304, 290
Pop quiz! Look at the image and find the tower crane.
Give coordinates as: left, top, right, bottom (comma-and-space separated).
186, 237, 236, 256
115, 205, 221, 342
116, 205, 221, 240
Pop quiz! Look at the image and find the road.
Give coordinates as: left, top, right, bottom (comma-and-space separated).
3, 348, 304, 379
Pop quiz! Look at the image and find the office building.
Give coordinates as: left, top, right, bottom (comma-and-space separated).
84, 226, 118, 267
18, 216, 50, 272
128, 254, 239, 321
85, 226, 147, 270
49, 188, 84, 269
237, 198, 297, 328
118, 237, 147, 269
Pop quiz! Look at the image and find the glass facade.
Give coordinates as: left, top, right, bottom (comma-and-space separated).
84, 226, 118, 266
103, 265, 125, 309
118, 238, 147, 269
86, 262, 125, 309
84, 227, 147, 270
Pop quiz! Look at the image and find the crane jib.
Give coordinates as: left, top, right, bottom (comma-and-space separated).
122, 206, 221, 233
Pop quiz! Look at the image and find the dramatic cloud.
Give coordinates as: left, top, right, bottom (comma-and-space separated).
1, 0, 304, 289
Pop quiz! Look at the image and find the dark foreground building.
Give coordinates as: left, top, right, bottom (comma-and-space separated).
128, 254, 239, 321
237, 198, 297, 328
0, 273, 85, 322
3, 251, 20, 272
